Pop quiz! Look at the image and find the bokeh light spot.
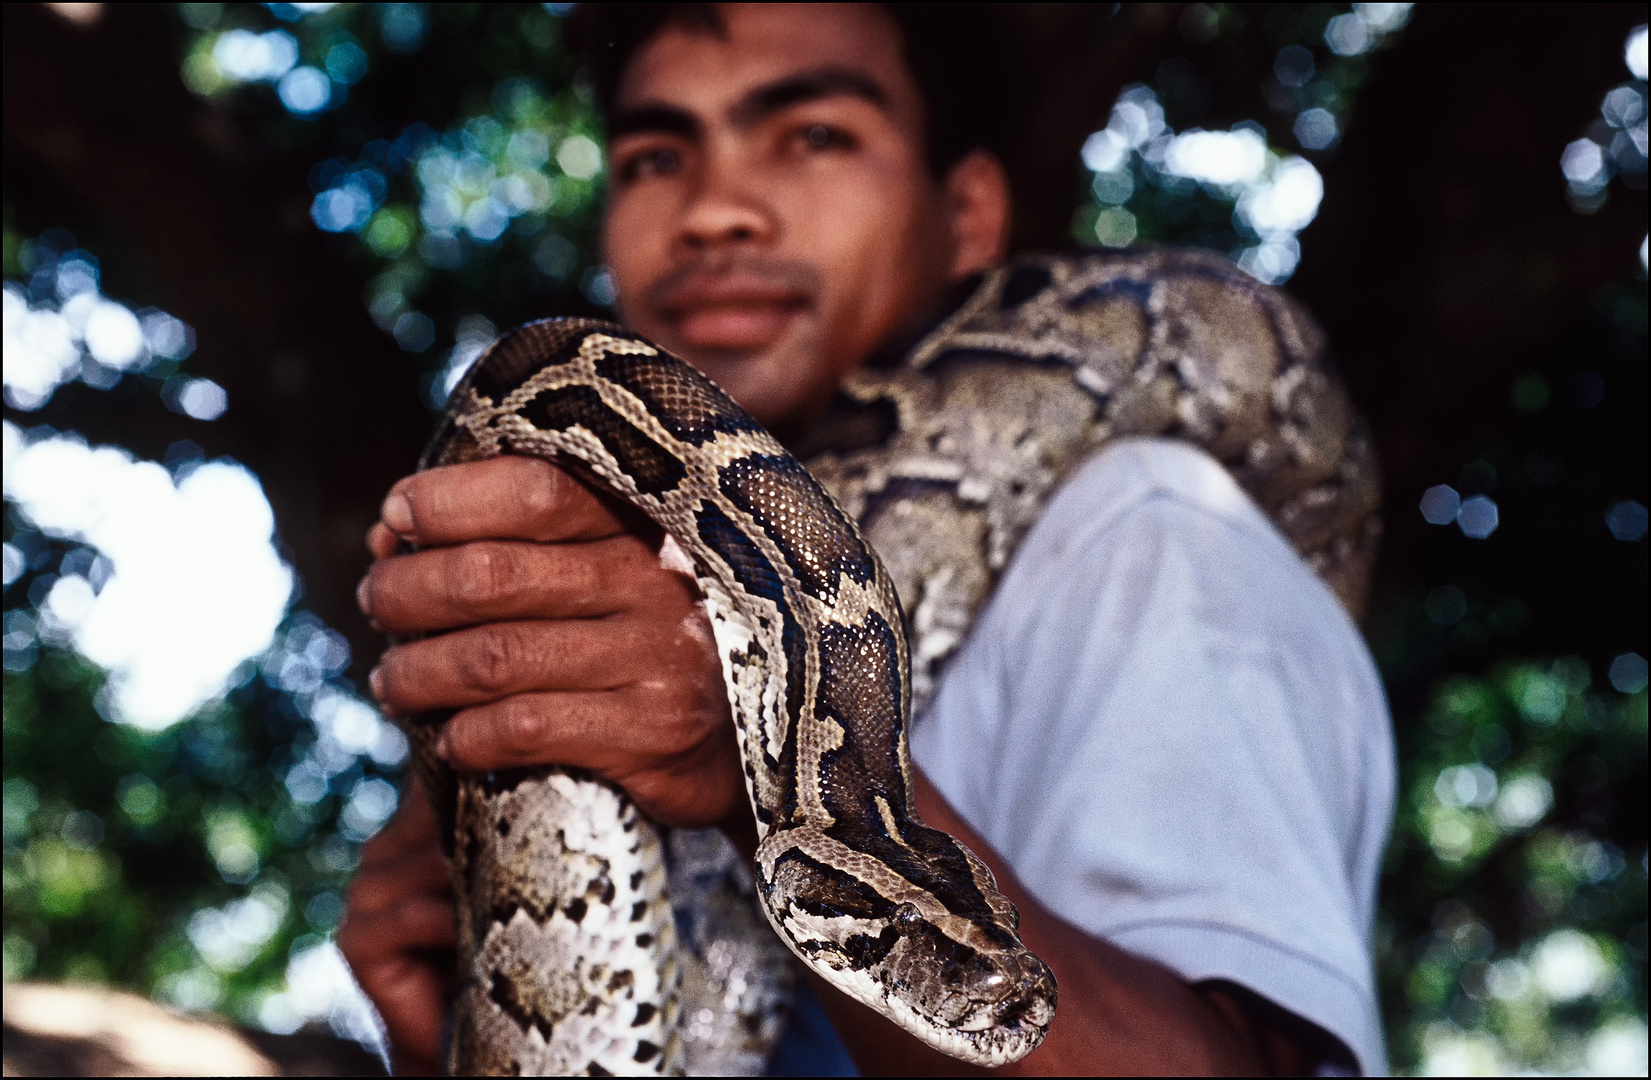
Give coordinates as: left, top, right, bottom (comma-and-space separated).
1510, 373, 1550, 412
170, 377, 228, 421
1080, 130, 1129, 174
1457, 495, 1500, 539
212, 29, 298, 83
1237, 156, 1323, 235
1093, 207, 1138, 248
556, 135, 603, 181
392, 311, 435, 353
1531, 930, 1609, 1002
1324, 13, 1371, 56
1425, 585, 1467, 625
83, 302, 145, 368
1561, 139, 1610, 190
1294, 107, 1339, 150
1163, 128, 1267, 186
1273, 45, 1315, 88
581, 266, 617, 308
1588, 1019, 1649, 1076
1435, 763, 1497, 809
379, 3, 427, 54
1608, 652, 1648, 694
1604, 500, 1646, 541
1491, 775, 1553, 831
1419, 484, 1461, 525
324, 41, 368, 85
277, 66, 332, 116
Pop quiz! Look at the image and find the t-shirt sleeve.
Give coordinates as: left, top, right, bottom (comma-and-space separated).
910, 438, 1396, 1076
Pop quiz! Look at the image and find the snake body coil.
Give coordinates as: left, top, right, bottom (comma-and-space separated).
409, 250, 1381, 1074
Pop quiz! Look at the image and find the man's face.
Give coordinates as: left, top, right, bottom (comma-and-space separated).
602, 4, 962, 435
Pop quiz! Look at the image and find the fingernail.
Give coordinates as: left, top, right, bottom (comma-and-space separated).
436, 729, 453, 760
382, 492, 414, 536
356, 575, 372, 615
368, 665, 384, 700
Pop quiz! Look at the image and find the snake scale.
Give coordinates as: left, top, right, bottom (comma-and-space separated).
404, 248, 1380, 1074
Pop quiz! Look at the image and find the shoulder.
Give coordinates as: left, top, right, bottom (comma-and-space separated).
917, 439, 1390, 798
987, 436, 1348, 637
1027, 434, 1286, 542
915, 434, 1396, 906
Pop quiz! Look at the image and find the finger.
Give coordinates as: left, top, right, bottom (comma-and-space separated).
347, 855, 453, 915
438, 686, 719, 775
381, 457, 634, 547
367, 521, 400, 560
372, 617, 676, 713
361, 535, 690, 634
441, 689, 745, 829
338, 895, 458, 960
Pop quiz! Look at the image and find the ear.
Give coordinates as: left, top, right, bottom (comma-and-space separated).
942, 150, 1012, 281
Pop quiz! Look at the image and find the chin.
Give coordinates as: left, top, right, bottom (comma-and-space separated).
668, 335, 827, 432
693, 354, 796, 427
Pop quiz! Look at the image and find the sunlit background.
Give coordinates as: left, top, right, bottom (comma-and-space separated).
2, 4, 1645, 1075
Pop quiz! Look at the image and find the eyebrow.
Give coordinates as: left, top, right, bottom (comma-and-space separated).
607, 104, 701, 143
607, 66, 891, 143
729, 66, 890, 126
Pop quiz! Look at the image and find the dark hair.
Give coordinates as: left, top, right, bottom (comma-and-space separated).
572, 3, 1012, 179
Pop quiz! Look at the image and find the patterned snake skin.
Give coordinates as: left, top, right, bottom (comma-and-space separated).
404, 248, 1380, 1075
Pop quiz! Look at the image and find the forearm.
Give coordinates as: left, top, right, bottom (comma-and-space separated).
806, 774, 1269, 1076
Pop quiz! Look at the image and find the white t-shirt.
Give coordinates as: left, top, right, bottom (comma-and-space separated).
911, 437, 1395, 1076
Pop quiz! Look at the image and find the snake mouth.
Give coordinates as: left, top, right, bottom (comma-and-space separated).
952, 952, 1058, 1032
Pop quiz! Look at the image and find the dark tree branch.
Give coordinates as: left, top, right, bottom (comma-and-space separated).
997, 3, 1186, 251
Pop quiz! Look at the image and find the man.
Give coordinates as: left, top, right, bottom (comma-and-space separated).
340, 5, 1393, 1075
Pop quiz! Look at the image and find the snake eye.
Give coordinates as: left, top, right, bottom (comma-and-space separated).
892, 902, 922, 929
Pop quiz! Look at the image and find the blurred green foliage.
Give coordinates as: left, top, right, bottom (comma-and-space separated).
2, 3, 1645, 1073
1, 409, 406, 1029
1378, 660, 1647, 1072
2, 621, 392, 1032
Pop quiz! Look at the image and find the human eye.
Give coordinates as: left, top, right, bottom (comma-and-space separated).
615, 146, 685, 184
792, 123, 858, 153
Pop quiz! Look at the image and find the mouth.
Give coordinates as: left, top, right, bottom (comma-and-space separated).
672, 300, 808, 351
654, 270, 814, 352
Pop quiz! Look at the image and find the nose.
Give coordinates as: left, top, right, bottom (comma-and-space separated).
674, 155, 776, 256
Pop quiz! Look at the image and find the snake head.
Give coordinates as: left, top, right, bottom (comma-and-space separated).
760, 839, 1057, 1066
872, 908, 1058, 1065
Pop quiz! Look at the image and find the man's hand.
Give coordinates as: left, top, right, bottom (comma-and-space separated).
357, 455, 747, 835
346, 455, 748, 1072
